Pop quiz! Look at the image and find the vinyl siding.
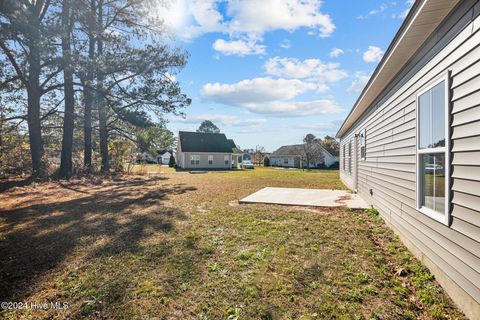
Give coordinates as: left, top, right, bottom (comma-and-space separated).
270, 149, 334, 168
339, 1, 480, 316
323, 153, 336, 167
270, 156, 296, 167
179, 152, 233, 169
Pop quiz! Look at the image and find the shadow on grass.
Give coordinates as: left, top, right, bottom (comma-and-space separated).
0, 176, 196, 303
0, 177, 35, 193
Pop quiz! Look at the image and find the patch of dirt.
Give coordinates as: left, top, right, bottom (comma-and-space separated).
334, 193, 353, 205
228, 200, 240, 206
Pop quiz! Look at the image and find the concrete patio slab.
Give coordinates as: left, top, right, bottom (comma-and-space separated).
239, 187, 369, 209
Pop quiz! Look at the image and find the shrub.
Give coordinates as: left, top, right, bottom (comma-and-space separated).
168, 154, 176, 167
263, 156, 270, 166
366, 206, 379, 216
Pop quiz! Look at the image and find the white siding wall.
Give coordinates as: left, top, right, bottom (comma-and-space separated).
270, 156, 295, 167
178, 152, 232, 169
323, 151, 338, 168
339, 3, 480, 317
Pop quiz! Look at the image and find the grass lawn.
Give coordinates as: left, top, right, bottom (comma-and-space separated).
0, 167, 465, 319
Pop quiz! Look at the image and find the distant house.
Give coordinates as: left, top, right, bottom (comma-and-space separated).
336, 1, 480, 318
243, 150, 271, 165
242, 153, 252, 162
176, 131, 243, 169
227, 139, 244, 167
270, 143, 338, 168
157, 150, 173, 165
137, 151, 156, 164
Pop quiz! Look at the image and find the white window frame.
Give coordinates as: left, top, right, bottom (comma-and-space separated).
190, 155, 200, 166
348, 141, 352, 175
415, 74, 450, 225
208, 155, 213, 165
360, 129, 366, 161
224, 155, 230, 166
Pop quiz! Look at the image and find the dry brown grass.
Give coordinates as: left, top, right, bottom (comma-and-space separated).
0, 167, 466, 319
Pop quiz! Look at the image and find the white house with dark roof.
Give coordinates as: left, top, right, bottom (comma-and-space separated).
176, 131, 242, 170
270, 143, 338, 168
336, 1, 480, 318
156, 150, 173, 165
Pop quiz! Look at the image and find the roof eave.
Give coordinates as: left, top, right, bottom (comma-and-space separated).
336, 0, 461, 138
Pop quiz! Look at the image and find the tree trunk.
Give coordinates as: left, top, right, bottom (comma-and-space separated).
59, 0, 75, 178
27, 24, 45, 178
83, 0, 96, 170
97, 0, 109, 173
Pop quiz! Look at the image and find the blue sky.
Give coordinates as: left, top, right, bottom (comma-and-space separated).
159, 0, 414, 151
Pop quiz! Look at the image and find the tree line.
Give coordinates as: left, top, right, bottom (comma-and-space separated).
0, 0, 190, 179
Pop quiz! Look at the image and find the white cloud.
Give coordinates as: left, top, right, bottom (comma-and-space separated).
347, 72, 371, 93
264, 57, 348, 83
293, 119, 343, 130
239, 100, 343, 117
157, 0, 335, 42
200, 77, 343, 117
357, 2, 391, 20
201, 77, 319, 105
226, 0, 335, 38
212, 39, 266, 56
363, 46, 384, 63
171, 114, 266, 127
280, 39, 291, 49
395, 0, 414, 19
181, 0, 226, 39
329, 48, 344, 58
165, 72, 177, 82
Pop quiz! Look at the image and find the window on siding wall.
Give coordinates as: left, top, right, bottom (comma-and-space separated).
284, 158, 289, 165
190, 155, 200, 165
416, 78, 449, 225
224, 155, 229, 165
208, 155, 213, 165
360, 130, 366, 160
348, 141, 352, 174
343, 145, 346, 171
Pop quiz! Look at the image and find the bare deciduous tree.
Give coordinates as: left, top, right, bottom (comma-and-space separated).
301, 134, 324, 168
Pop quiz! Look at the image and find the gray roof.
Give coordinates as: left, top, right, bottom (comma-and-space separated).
271, 144, 305, 156
179, 131, 240, 153
227, 139, 243, 154
271, 143, 333, 157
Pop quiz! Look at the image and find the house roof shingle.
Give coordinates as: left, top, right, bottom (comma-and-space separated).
179, 131, 240, 153
227, 139, 243, 154
271, 143, 335, 157
271, 144, 305, 156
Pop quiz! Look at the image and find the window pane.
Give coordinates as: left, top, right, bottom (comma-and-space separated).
419, 91, 432, 149
431, 82, 445, 148
419, 81, 445, 149
434, 153, 446, 213
421, 153, 445, 213
422, 154, 435, 210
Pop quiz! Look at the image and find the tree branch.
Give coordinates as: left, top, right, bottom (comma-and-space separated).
0, 41, 27, 86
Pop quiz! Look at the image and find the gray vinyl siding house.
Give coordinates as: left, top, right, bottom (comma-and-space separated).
176, 131, 242, 170
336, 1, 480, 318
